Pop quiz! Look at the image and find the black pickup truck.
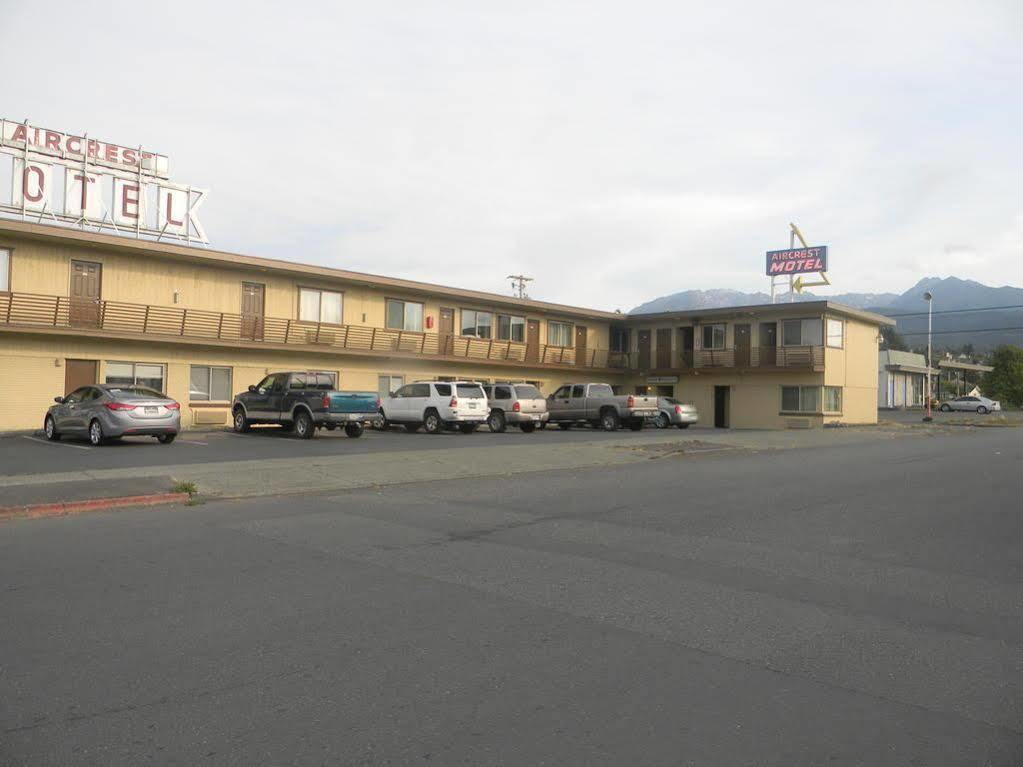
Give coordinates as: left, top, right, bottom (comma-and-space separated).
231, 372, 380, 439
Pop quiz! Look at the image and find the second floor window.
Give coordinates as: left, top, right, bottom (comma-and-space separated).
701, 324, 726, 350
0, 248, 9, 292
783, 318, 823, 347
386, 299, 423, 331
548, 321, 573, 347
826, 318, 844, 348
610, 327, 630, 353
299, 288, 342, 325
497, 314, 525, 342
461, 309, 493, 338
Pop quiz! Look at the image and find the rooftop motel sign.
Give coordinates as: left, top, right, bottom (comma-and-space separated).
765, 246, 828, 276
0, 118, 208, 244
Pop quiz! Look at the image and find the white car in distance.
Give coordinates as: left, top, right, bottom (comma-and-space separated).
381, 381, 490, 434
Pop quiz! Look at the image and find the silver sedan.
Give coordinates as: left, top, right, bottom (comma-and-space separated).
654, 397, 699, 429
45, 384, 181, 445
938, 395, 1001, 414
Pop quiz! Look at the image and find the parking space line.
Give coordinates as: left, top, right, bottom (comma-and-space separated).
22, 435, 92, 451
177, 439, 208, 445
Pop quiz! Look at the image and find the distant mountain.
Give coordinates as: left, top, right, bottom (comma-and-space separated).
631, 277, 1023, 352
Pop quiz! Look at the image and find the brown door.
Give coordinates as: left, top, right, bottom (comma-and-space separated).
637, 329, 651, 369
64, 359, 97, 395
241, 282, 265, 340
525, 319, 540, 362
69, 260, 102, 327
574, 325, 588, 366
656, 328, 672, 369
735, 323, 751, 367
438, 307, 455, 355
679, 326, 694, 367
759, 322, 777, 366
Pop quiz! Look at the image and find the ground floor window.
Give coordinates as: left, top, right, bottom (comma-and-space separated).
781, 385, 820, 413
189, 365, 233, 401
106, 361, 165, 392
824, 386, 842, 413
378, 374, 403, 398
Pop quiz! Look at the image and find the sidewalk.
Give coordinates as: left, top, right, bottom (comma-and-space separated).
0, 425, 928, 505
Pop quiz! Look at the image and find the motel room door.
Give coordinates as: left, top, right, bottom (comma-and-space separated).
759, 322, 777, 366
714, 385, 730, 428
241, 282, 265, 341
438, 307, 455, 355
525, 320, 540, 363
734, 323, 751, 367
637, 330, 651, 370
656, 328, 672, 369
69, 260, 102, 328
574, 325, 588, 366
64, 359, 97, 395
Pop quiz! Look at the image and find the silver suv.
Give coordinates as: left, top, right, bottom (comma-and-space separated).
482, 383, 549, 433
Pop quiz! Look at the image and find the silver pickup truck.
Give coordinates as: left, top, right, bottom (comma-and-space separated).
547, 383, 658, 431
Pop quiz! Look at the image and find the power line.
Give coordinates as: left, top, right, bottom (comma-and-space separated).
883, 303, 1023, 318
897, 325, 1023, 336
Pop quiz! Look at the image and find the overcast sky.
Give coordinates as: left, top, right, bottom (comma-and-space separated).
2, 1, 1021, 310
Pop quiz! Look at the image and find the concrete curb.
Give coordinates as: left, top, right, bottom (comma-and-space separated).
0, 492, 190, 522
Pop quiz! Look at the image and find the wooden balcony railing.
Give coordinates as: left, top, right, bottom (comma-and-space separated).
607, 345, 824, 371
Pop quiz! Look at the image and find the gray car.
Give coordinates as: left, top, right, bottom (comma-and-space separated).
938, 395, 1001, 414
654, 396, 699, 429
45, 385, 181, 445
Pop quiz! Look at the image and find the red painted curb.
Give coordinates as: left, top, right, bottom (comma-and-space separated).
0, 492, 190, 521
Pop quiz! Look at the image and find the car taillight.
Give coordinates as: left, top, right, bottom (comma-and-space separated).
322, 393, 331, 409
449, 397, 458, 407
627, 395, 635, 407
512, 401, 521, 412
165, 402, 180, 411
104, 402, 136, 411
376, 397, 381, 409
675, 405, 682, 414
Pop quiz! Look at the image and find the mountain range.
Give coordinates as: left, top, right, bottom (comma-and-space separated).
630, 277, 1023, 352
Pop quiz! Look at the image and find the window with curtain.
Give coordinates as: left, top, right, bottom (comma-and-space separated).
0, 248, 9, 291
701, 324, 726, 350
189, 365, 232, 401
781, 385, 821, 413
496, 314, 525, 342
299, 288, 342, 324
106, 362, 165, 392
461, 309, 493, 338
826, 318, 844, 348
385, 299, 424, 331
824, 386, 842, 412
548, 321, 573, 347
782, 319, 823, 346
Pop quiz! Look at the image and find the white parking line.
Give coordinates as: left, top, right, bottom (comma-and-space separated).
177, 440, 208, 445
22, 435, 92, 450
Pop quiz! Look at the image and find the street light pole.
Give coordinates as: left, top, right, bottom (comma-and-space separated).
923, 291, 933, 422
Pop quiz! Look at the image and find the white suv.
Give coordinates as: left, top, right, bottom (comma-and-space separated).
380, 381, 490, 434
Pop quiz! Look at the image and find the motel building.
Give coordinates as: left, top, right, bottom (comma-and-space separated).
0, 218, 893, 432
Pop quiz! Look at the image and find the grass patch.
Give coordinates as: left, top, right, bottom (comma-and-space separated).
171, 480, 198, 496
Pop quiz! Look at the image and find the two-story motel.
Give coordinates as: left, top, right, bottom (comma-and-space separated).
0, 219, 893, 432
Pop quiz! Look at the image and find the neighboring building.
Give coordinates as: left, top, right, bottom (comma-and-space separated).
937, 357, 993, 399
877, 350, 937, 409
0, 219, 893, 431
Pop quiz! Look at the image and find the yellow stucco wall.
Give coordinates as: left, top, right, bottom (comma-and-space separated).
823, 316, 880, 424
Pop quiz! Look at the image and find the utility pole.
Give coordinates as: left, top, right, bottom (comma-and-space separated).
923, 290, 933, 422
508, 274, 533, 300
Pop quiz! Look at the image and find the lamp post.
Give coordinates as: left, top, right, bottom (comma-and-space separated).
923, 291, 933, 422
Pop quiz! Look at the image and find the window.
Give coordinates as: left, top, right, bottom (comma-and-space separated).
552, 385, 571, 399
409, 383, 430, 397
548, 321, 573, 347
782, 319, 823, 347
824, 386, 842, 412
105, 362, 165, 393
497, 314, 525, 342
299, 288, 343, 325
0, 248, 9, 292
189, 365, 232, 401
571, 384, 586, 398
378, 375, 403, 399
610, 327, 630, 353
385, 299, 423, 331
456, 384, 485, 398
513, 384, 542, 399
461, 309, 493, 338
781, 385, 821, 413
701, 324, 726, 350
588, 384, 614, 397
434, 383, 452, 396
826, 319, 844, 348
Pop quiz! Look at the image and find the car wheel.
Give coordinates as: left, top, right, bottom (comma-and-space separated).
44, 415, 60, 441
344, 422, 364, 438
654, 412, 670, 429
157, 433, 176, 444
294, 410, 315, 439
233, 408, 251, 433
459, 423, 478, 434
676, 423, 691, 429
977, 406, 988, 414
488, 411, 506, 433
558, 423, 572, 430
628, 419, 645, 431
423, 410, 442, 434
88, 419, 105, 446
519, 422, 536, 433
600, 410, 620, 432
939, 404, 951, 412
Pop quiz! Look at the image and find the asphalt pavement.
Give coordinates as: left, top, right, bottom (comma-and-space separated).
1, 427, 1021, 765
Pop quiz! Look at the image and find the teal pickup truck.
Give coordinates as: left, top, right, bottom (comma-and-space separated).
231, 371, 380, 439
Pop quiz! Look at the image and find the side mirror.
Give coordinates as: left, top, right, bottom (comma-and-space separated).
54, 396, 64, 403
248, 385, 257, 393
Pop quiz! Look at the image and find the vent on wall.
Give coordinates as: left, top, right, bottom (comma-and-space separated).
193, 409, 228, 425
784, 418, 811, 429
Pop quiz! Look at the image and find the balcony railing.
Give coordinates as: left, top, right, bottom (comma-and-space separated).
607, 345, 824, 371
0, 291, 620, 368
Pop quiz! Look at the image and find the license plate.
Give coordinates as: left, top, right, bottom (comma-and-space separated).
532, 415, 541, 420
145, 407, 158, 415
468, 402, 477, 409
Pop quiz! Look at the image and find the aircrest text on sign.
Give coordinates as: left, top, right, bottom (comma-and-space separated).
0, 118, 207, 244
